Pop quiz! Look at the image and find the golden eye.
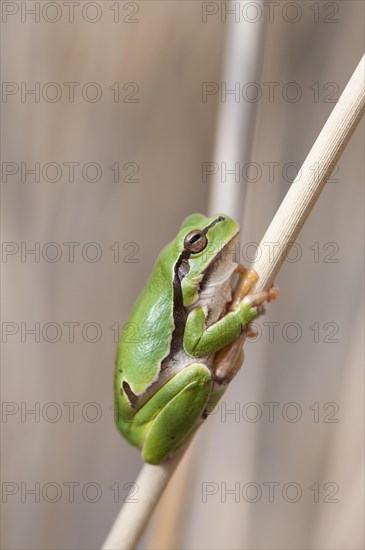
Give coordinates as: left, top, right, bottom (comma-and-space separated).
184, 230, 207, 254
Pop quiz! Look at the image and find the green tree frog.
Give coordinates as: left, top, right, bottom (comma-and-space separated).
114, 213, 278, 464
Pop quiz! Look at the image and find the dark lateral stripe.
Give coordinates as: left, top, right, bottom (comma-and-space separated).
160, 216, 225, 370
122, 381, 138, 409
160, 249, 190, 370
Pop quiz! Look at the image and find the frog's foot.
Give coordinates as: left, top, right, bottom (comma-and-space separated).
246, 286, 280, 306
244, 326, 259, 339
244, 286, 279, 317
231, 268, 258, 309
234, 263, 248, 277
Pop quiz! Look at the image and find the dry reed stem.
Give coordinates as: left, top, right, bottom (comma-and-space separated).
102, 55, 364, 550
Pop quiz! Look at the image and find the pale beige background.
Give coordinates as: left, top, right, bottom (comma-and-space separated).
1, 1, 364, 549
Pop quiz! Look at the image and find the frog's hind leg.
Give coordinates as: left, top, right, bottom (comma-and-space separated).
141, 363, 212, 464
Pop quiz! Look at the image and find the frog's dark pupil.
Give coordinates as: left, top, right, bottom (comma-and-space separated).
189, 233, 202, 243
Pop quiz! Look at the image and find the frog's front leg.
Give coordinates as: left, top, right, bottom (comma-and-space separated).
184, 288, 279, 357
183, 299, 257, 357
127, 364, 213, 464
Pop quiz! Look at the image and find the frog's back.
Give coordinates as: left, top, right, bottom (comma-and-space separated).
116, 245, 175, 395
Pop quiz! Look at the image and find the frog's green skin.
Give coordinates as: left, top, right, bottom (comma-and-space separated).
114, 213, 258, 464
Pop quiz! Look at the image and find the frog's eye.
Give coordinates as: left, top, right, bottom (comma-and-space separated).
184, 230, 207, 254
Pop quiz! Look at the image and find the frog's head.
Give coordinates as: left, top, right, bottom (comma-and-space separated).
176, 213, 239, 308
